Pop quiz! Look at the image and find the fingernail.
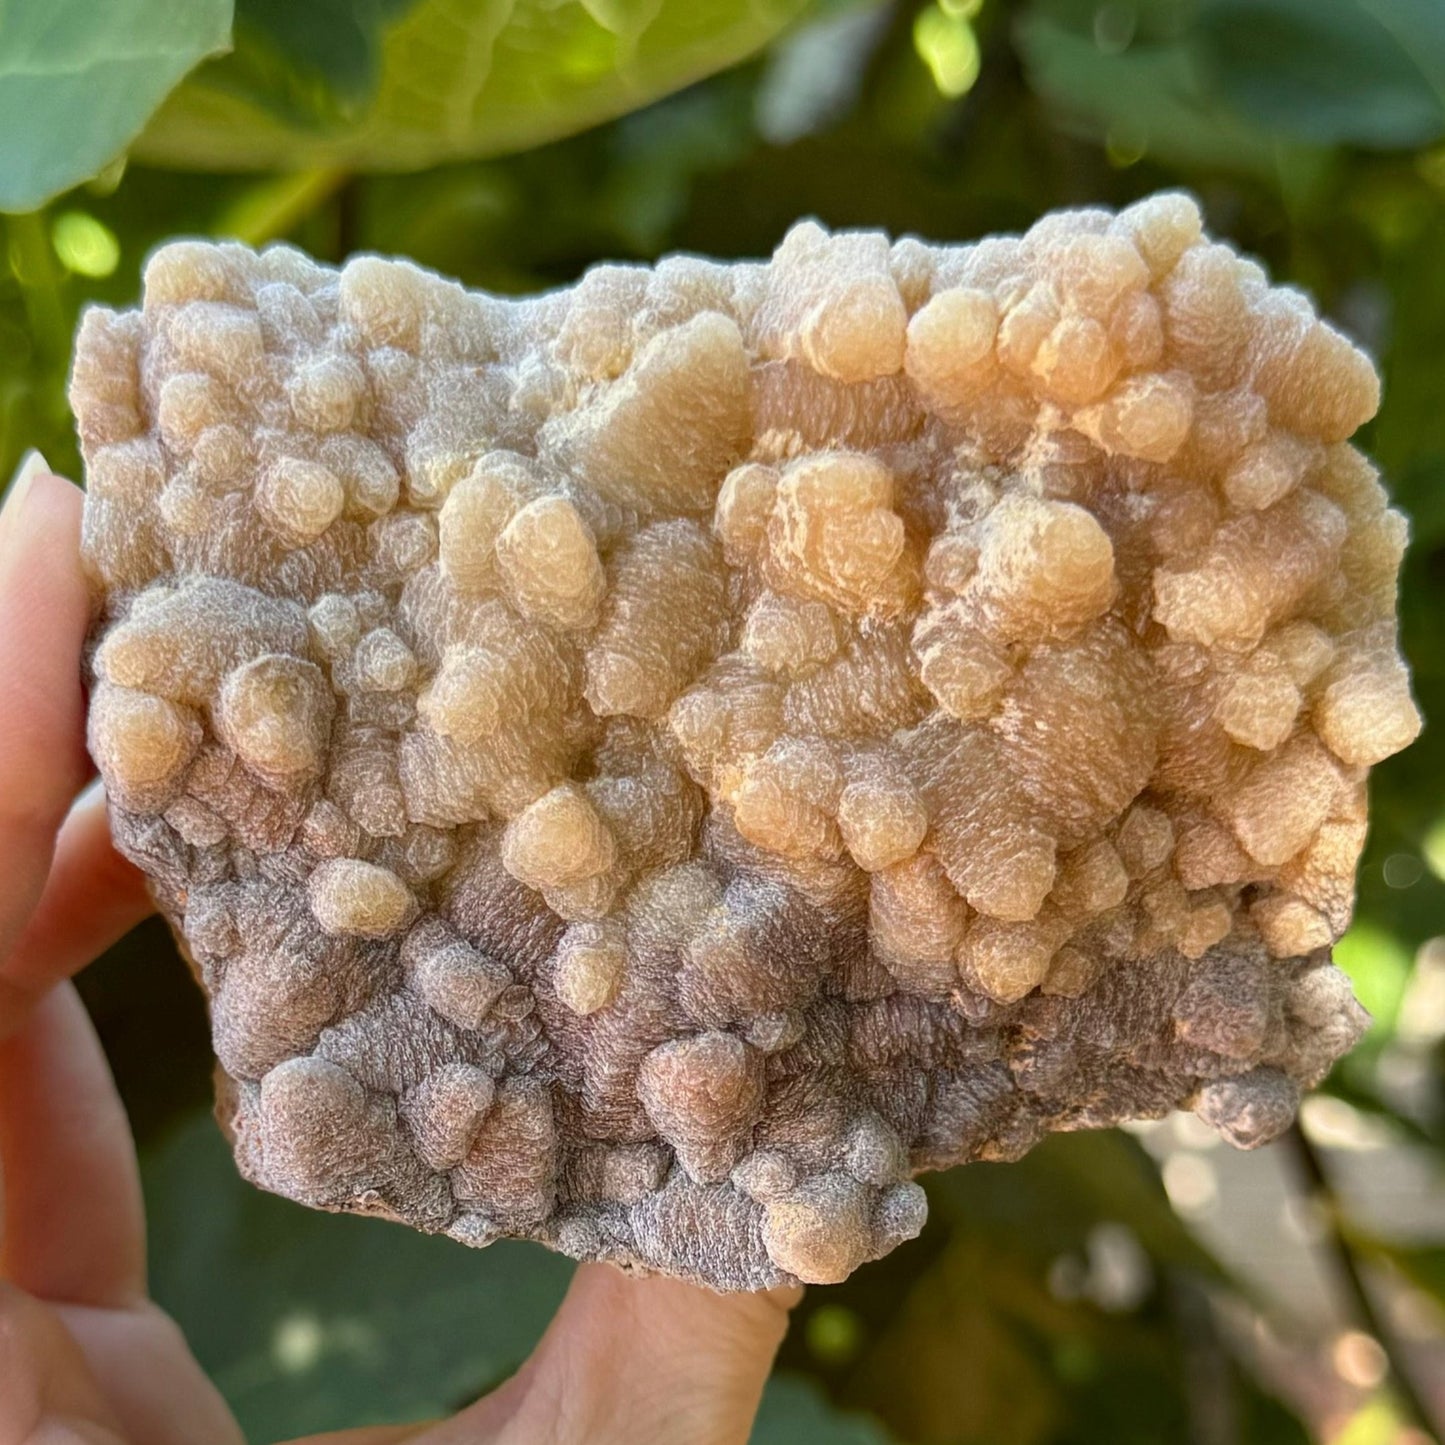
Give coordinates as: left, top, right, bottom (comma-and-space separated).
7, 449, 51, 510
0, 449, 51, 528
0, 450, 52, 566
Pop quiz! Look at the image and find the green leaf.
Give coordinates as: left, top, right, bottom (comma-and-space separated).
135, 0, 822, 173
0, 0, 233, 213
753, 1375, 898, 1444
1016, 0, 1445, 178
1200, 0, 1445, 150
143, 1111, 573, 1442
1013, 6, 1300, 178
143, 1113, 903, 1445
236, 0, 418, 102
1333, 922, 1415, 1040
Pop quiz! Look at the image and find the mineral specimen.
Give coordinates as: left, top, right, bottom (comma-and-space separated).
72, 194, 1419, 1290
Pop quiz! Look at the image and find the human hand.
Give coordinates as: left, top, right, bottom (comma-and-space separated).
0, 459, 801, 1445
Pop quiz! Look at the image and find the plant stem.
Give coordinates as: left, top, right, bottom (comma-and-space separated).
216, 169, 351, 249
1283, 1122, 1443, 1442
1168, 1271, 1239, 1445
5, 210, 66, 363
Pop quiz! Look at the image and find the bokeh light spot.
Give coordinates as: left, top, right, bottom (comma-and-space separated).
805, 1302, 865, 1366
52, 211, 120, 278
272, 1312, 324, 1375
1331, 1329, 1388, 1389
1382, 852, 1423, 889
913, 4, 981, 99
1161, 1152, 1218, 1215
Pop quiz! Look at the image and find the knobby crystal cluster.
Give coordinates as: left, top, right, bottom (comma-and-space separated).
73, 194, 1418, 1290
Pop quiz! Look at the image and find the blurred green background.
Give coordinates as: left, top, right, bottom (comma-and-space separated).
1, 1, 1443, 1441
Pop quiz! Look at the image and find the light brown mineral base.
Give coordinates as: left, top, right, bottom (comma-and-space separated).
76, 191, 1412, 1288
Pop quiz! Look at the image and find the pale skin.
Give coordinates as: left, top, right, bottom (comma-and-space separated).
0, 463, 801, 1445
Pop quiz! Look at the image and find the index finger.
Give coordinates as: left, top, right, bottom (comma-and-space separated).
0, 781, 154, 1036
0, 459, 94, 967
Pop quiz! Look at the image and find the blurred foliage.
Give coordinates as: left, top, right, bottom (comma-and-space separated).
1017, 0, 1445, 168
143, 1113, 572, 1440
0, 0, 233, 211
2, 0, 1444, 1440
143, 1110, 891, 1443
0, 0, 831, 199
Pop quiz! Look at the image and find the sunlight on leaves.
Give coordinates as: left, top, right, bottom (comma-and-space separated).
135, 0, 837, 172
1335, 923, 1416, 1039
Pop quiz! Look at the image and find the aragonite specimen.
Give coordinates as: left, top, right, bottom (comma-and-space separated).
72, 194, 1419, 1290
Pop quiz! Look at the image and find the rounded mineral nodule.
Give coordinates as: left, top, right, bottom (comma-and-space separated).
73, 193, 1415, 1290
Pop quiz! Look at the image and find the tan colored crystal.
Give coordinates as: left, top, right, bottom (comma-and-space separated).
74, 193, 1416, 1290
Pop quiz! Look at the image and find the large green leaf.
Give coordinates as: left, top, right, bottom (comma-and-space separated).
0, 0, 233, 213
1201, 0, 1445, 150
135, 0, 822, 172
1016, 0, 1445, 175
143, 1112, 574, 1442
144, 1109, 904, 1444
1013, 5, 1295, 178
753, 1376, 898, 1444
236, 0, 418, 103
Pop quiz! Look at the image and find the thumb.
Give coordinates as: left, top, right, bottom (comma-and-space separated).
431, 1264, 802, 1445
0, 1283, 129, 1444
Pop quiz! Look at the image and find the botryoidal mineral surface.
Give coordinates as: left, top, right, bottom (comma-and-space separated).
73, 194, 1419, 1290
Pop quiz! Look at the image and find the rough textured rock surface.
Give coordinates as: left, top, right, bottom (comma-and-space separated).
73, 194, 1418, 1290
